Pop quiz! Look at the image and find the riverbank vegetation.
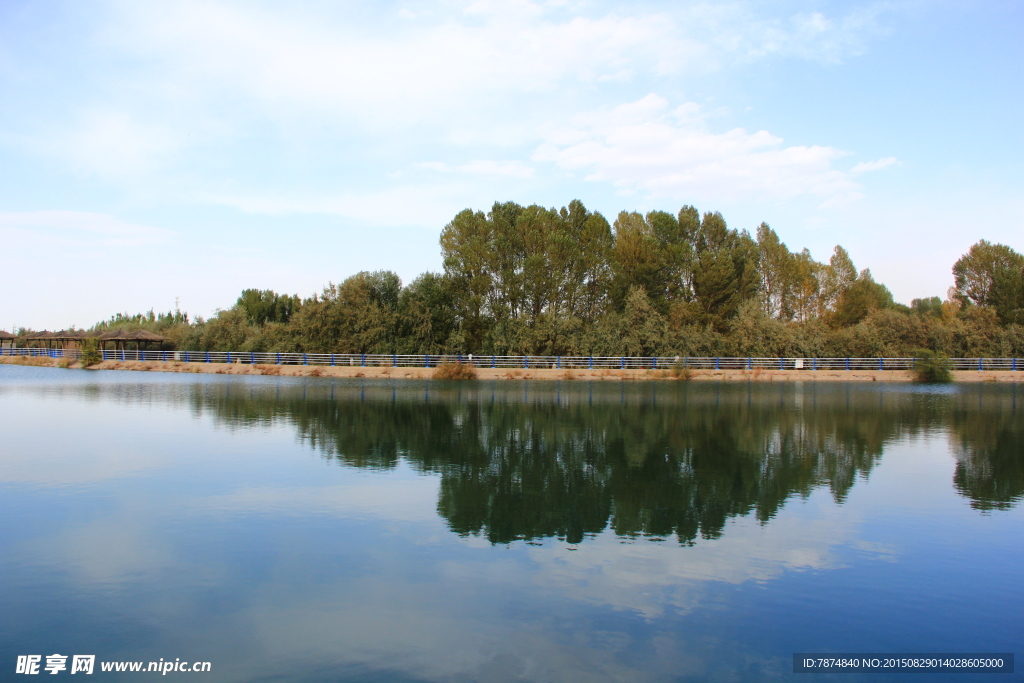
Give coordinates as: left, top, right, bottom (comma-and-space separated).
25, 201, 1024, 358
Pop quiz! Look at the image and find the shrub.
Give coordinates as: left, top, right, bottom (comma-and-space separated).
433, 362, 477, 380
912, 349, 952, 383
79, 338, 101, 367
670, 361, 692, 380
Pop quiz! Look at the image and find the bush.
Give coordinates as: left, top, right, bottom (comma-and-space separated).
79, 338, 101, 367
433, 362, 477, 380
670, 361, 692, 380
912, 349, 952, 383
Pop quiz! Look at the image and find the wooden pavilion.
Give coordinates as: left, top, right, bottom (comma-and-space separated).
19, 331, 52, 348
0, 330, 15, 349
97, 329, 170, 352
46, 330, 89, 350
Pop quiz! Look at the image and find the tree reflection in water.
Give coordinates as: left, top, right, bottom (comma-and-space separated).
193, 380, 1023, 542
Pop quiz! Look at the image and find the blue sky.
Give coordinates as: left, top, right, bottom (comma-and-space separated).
1, 0, 1021, 330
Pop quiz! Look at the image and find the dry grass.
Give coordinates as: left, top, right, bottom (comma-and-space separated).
434, 362, 478, 380
561, 370, 576, 380
0, 355, 63, 368
670, 364, 693, 380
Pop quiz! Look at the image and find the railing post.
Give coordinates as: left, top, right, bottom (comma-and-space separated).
361, 354, 366, 367
250, 352, 255, 364
183, 351, 188, 363
588, 356, 593, 369
620, 356, 625, 369
652, 357, 656, 369
845, 358, 850, 371
227, 351, 232, 363
303, 354, 308, 365
978, 358, 983, 371
425, 354, 429, 368
1013, 358, 1018, 371
393, 354, 397, 367
779, 357, 784, 370
491, 355, 496, 368
748, 357, 752, 370
276, 353, 281, 365
879, 357, 883, 371
813, 358, 818, 371
715, 357, 720, 370
557, 356, 561, 369
121, 349, 126, 361
524, 356, 529, 369
330, 354, 335, 366
205, 352, 210, 363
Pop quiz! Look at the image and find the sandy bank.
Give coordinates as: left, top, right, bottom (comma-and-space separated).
3, 355, 1022, 382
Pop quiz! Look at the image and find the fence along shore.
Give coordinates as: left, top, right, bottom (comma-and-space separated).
2, 347, 1023, 381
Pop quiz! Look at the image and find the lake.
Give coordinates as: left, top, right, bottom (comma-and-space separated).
1, 365, 1021, 681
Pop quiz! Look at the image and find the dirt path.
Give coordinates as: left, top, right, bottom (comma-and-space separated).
3, 356, 1022, 382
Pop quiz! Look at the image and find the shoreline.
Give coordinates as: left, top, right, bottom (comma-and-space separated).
3, 356, 1022, 382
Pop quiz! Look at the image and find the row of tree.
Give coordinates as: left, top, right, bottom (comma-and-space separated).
79, 200, 1024, 357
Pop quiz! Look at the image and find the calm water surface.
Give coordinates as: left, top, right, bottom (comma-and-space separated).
1, 365, 1022, 682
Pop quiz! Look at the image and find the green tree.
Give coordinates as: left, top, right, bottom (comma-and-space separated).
830, 269, 895, 327
817, 245, 857, 316
235, 289, 300, 326
558, 200, 612, 323
619, 287, 666, 356
756, 223, 794, 319
396, 273, 459, 354
291, 271, 401, 353
440, 209, 493, 352
691, 212, 759, 328
608, 211, 666, 311
953, 240, 1024, 308
910, 297, 943, 318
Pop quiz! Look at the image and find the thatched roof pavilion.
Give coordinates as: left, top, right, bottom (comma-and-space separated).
0, 330, 14, 349
19, 330, 90, 349
97, 329, 169, 350
19, 331, 54, 348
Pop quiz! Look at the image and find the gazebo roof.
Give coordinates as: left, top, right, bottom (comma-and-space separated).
0, 330, 15, 340
97, 329, 169, 342
128, 330, 169, 342
45, 330, 89, 341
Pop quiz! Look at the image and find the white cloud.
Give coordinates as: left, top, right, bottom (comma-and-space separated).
534, 94, 860, 204
519, 507, 857, 619
198, 480, 441, 523
850, 156, 898, 174
206, 183, 469, 228
0, 210, 176, 247
416, 160, 535, 179
98, 0, 888, 132
57, 109, 184, 180
1, 1, 895, 216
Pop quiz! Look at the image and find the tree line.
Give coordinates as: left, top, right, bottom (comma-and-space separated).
82, 200, 1024, 357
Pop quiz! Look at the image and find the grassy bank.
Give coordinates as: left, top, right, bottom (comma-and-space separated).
4, 356, 1022, 382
